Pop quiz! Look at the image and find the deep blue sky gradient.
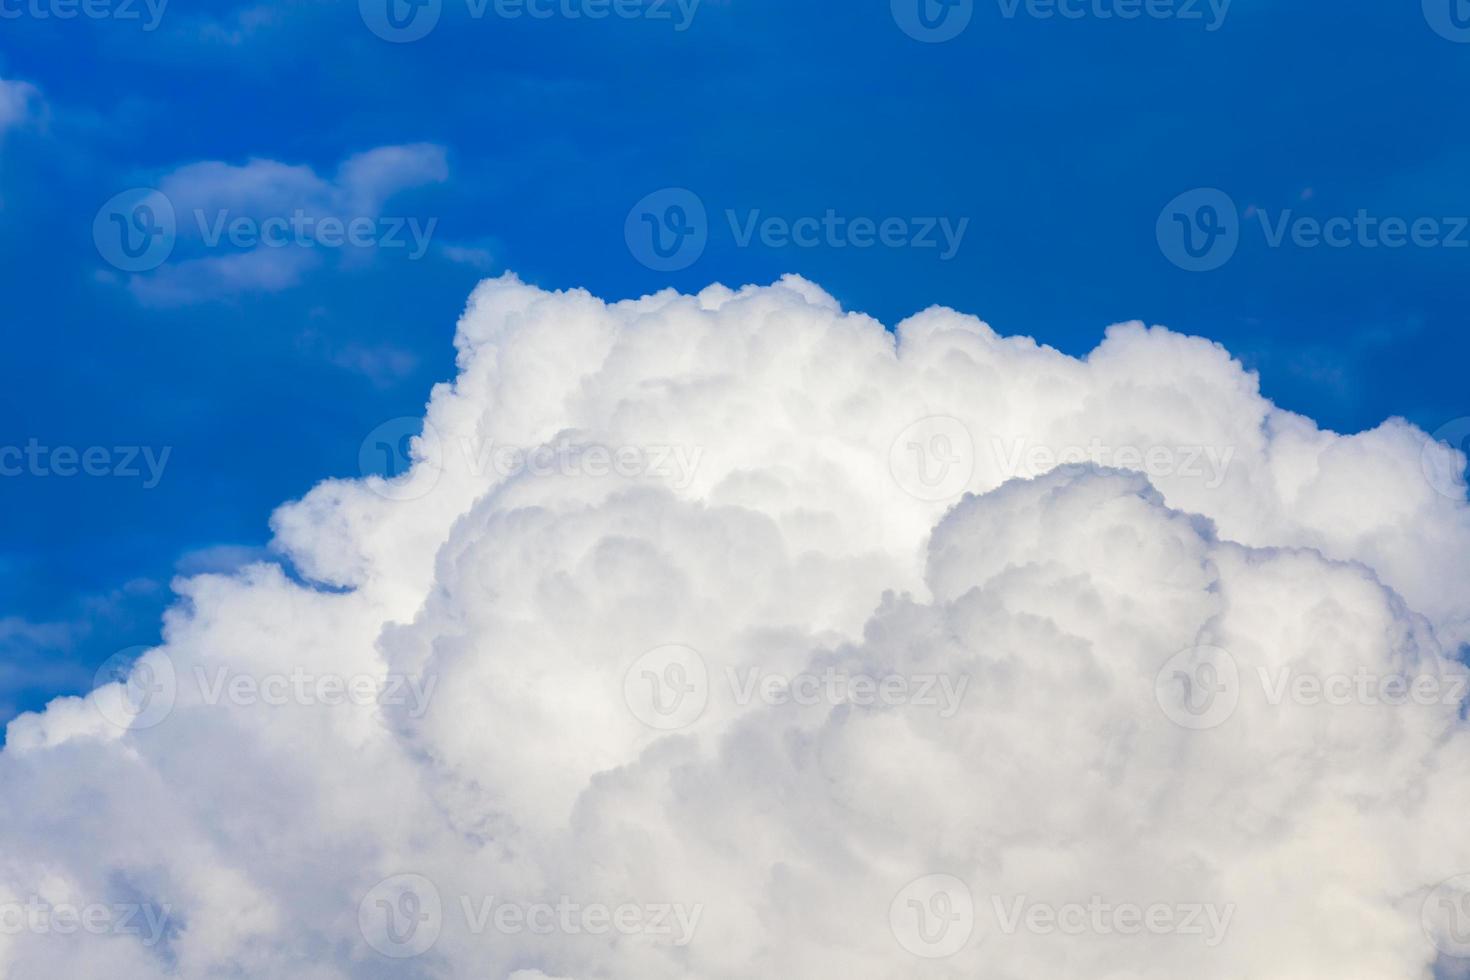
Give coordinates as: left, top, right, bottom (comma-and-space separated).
1, 0, 1467, 722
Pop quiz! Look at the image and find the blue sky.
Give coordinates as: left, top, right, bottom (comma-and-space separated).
1, 0, 1467, 724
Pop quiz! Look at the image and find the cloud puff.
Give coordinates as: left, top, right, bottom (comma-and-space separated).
4, 274, 1469, 978
122, 143, 448, 306
0, 77, 38, 136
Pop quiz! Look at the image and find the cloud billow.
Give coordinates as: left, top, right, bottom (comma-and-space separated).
3, 273, 1469, 978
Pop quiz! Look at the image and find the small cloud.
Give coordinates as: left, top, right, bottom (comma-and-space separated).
106, 143, 449, 306
0, 76, 39, 136
175, 544, 276, 576
327, 343, 419, 387
440, 243, 497, 270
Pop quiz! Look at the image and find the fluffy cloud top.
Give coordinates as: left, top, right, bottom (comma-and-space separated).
4, 274, 1469, 978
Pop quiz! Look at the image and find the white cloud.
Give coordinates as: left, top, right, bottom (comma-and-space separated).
0, 77, 38, 136
122, 143, 448, 306
3, 274, 1469, 978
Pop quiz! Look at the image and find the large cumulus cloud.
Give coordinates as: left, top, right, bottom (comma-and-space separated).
3, 274, 1469, 978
